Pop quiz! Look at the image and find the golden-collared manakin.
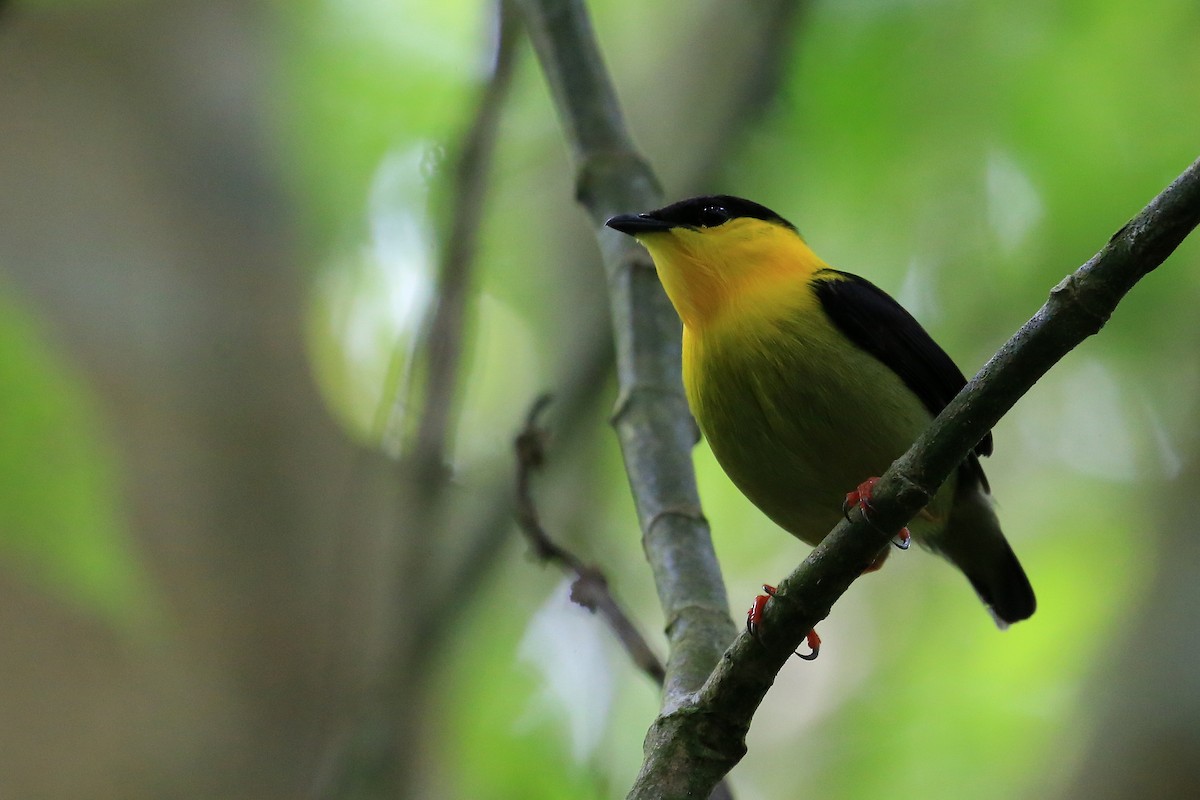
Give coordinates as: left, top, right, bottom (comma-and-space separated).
606, 195, 1035, 627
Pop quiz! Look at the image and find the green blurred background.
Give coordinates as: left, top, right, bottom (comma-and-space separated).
1, 0, 1198, 797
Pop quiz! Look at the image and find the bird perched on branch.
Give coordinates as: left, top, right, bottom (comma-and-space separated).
606, 196, 1035, 648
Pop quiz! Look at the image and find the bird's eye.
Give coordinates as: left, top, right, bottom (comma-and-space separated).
697, 205, 730, 228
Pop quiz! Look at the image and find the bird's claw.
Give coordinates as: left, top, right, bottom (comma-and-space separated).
844, 476, 911, 545
798, 628, 821, 661
746, 584, 776, 639
746, 584, 821, 661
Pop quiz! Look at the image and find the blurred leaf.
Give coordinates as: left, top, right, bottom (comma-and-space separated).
0, 281, 148, 623
307, 142, 439, 448
441, 559, 613, 800
278, 0, 487, 242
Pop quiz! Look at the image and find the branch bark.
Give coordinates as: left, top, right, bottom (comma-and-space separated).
626, 156, 1200, 798
515, 395, 668, 686
516, 0, 736, 711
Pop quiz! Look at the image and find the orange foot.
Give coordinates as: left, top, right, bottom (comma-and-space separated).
843, 477, 911, 551
746, 584, 821, 661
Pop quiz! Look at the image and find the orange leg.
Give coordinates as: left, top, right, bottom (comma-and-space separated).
747, 476, 916, 663
844, 477, 911, 552
746, 588, 772, 638
746, 584, 820, 661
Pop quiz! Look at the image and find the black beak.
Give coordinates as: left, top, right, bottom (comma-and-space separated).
605, 212, 673, 235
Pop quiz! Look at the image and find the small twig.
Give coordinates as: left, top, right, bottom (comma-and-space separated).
515, 394, 667, 686
423, 317, 617, 647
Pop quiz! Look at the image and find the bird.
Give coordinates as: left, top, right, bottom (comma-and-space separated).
605, 195, 1035, 644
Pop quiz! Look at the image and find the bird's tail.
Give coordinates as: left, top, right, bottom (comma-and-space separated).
937, 484, 1036, 627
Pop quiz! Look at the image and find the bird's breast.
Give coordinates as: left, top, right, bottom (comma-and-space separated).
684, 284, 951, 545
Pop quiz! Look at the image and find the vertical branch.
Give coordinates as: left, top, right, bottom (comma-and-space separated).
516, 0, 737, 708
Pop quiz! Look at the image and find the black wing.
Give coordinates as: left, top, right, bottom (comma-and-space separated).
813, 269, 993, 472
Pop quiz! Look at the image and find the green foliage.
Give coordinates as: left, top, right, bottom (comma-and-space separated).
278, 0, 483, 241
8, 0, 1196, 795
0, 280, 147, 622
281, 0, 1200, 793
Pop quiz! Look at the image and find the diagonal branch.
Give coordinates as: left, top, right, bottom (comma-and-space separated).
627, 156, 1200, 799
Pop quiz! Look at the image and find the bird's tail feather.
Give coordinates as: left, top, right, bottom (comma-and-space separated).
937, 486, 1036, 627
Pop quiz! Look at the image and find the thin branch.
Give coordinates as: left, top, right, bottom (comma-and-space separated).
516, 0, 737, 709
515, 394, 667, 686
422, 314, 617, 645
513, 4, 802, 799
411, 0, 522, 472
627, 156, 1200, 799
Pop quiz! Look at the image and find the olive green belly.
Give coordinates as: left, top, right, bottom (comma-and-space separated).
686, 320, 954, 546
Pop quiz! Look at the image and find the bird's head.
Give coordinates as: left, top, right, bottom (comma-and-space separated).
606, 195, 824, 327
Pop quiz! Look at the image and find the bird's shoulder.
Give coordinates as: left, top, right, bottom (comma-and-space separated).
810, 268, 993, 460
